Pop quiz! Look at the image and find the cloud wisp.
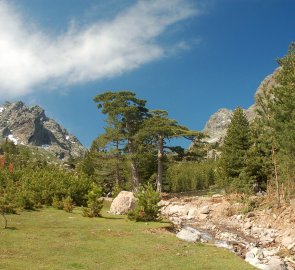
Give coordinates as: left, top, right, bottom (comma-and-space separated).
0, 0, 199, 98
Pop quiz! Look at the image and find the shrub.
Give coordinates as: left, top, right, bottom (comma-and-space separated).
128, 183, 161, 222
17, 191, 35, 210
63, 196, 74, 213
52, 196, 64, 210
82, 184, 104, 218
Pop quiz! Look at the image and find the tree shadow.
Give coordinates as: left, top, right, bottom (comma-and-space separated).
4, 226, 17, 230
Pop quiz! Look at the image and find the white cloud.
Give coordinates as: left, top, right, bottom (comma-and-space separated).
0, 0, 199, 98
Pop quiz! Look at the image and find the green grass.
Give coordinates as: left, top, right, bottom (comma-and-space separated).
0, 203, 256, 270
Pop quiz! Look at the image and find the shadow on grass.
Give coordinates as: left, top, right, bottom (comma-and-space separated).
24, 208, 41, 212
4, 226, 17, 230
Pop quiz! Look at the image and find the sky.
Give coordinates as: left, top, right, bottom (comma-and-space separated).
0, 0, 294, 148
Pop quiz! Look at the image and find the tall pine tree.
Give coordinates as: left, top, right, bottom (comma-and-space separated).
137, 110, 201, 192
218, 107, 251, 192
271, 43, 295, 198
93, 91, 149, 191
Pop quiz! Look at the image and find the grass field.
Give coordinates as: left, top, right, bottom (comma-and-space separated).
0, 203, 256, 270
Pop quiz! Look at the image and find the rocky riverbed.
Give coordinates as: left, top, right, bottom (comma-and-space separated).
159, 194, 295, 270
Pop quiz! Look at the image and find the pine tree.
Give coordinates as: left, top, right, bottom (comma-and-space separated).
137, 110, 201, 192
218, 107, 251, 191
94, 91, 149, 191
253, 82, 280, 201
270, 43, 295, 198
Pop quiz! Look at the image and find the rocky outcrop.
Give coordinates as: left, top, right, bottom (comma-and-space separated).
109, 191, 136, 215
160, 195, 295, 270
203, 108, 232, 143
203, 69, 279, 143
0, 101, 86, 160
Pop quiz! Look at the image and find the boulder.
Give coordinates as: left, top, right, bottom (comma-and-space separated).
109, 191, 135, 215
199, 205, 210, 214
162, 204, 189, 217
187, 207, 199, 219
176, 226, 201, 242
266, 256, 288, 270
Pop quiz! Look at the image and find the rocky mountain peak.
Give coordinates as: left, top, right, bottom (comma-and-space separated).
203, 69, 279, 143
203, 108, 233, 143
0, 101, 86, 160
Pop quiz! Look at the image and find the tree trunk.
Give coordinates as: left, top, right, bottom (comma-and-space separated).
156, 135, 164, 193
115, 163, 120, 186
128, 139, 139, 191
271, 144, 280, 207
131, 161, 139, 191
115, 141, 121, 186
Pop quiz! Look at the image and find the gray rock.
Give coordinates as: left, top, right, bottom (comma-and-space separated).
176, 226, 201, 242
109, 191, 135, 215
267, 256, 288, 270
199, 205, 210, 214
187, 207, 199, 219
162, 204, 189, 217
214, 240, 233, 250
203, 108, 233, 143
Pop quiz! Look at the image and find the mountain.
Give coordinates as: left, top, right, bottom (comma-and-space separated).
203, 69, 279, 143
0, 101, 86, 160
203, 108, 232, 144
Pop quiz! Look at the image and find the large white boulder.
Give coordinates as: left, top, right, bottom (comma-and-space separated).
109, 191, 135, 215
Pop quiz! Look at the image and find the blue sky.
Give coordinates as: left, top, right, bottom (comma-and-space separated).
0, 0, 294, 148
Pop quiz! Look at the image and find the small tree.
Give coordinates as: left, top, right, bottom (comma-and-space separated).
128, 183, 161, 222
82, 184, 104, 218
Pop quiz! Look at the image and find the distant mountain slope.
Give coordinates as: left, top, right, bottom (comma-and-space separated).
0, 101, 86, 160
203, 69, 279, 143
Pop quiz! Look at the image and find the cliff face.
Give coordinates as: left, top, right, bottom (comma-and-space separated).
203, 108, 233, 143
203, 69, 279, 143
0, 101, 86, 160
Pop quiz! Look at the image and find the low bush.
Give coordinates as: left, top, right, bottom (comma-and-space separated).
128, 183, 161, 222
63, 196, 74, 213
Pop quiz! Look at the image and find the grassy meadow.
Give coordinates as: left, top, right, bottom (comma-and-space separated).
0, 203, 256, 270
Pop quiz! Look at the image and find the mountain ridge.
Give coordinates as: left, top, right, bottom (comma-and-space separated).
0, 101, 86, 160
